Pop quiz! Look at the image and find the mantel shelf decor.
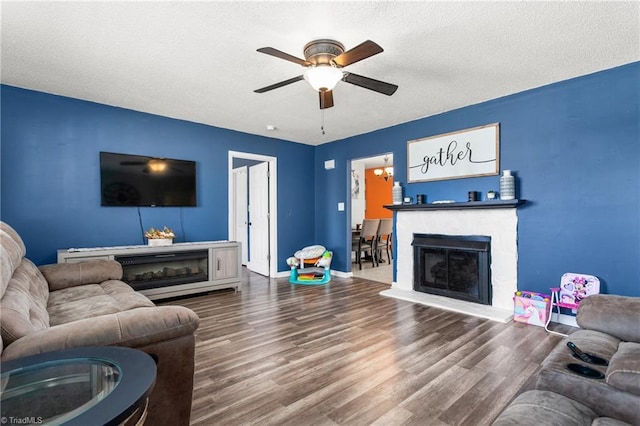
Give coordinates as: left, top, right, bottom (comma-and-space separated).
384, 199, 526, 212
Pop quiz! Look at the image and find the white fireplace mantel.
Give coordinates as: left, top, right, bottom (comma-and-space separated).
382, 201, 525, 322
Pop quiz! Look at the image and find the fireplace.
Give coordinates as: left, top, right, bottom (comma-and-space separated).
115, 250, 209, 291
381, 205, 520, 321
413, 234, 491, 305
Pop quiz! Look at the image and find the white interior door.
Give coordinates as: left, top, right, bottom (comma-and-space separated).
232, 166, 249, 265
248, 162, 270, 276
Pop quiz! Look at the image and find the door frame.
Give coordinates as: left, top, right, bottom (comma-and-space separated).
228, 150, 278, 277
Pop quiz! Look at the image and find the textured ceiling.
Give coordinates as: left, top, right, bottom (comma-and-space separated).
1, 1, 638, 146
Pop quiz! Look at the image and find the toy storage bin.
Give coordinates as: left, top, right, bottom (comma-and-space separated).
513, 291, 551, 327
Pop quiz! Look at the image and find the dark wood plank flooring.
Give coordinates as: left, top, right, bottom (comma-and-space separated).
162, 269, 572, 426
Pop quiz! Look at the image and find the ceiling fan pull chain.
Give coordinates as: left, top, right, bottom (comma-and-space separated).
321, 109, 325, 135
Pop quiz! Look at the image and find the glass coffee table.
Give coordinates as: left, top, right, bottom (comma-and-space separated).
1, 346, 156, 426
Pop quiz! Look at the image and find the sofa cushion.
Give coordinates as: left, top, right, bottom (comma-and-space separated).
2, 305, 199, 360
493, 390, 632, 426
40, 260, 123, 292
0, 222, 26, 252
544, 329, 620, 364
492, 390, 597, 426
577, 295, 640, 342
48, 280, 154, 326
0, 259, 50, 344
605, 342, 640, 395
0, 223, 27, 297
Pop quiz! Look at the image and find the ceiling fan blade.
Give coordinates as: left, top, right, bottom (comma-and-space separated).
254, 75, 304, 93
342, 72, 398, 96
333, 40, 383, 67
319, 90, 334, 109
257, 47, 311, 67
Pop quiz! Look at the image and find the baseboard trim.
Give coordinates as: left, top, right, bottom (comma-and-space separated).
380, 287, 513, 323
276, 270, 290, 278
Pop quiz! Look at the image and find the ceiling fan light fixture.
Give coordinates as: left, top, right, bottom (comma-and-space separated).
374, 156, 393, 180
303, 65, 343, 92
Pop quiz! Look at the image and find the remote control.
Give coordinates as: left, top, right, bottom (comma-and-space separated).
567, 341, 593, 363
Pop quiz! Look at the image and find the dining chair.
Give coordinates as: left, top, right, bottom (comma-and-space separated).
353, 218, 380, 270
376, 218, 393, 264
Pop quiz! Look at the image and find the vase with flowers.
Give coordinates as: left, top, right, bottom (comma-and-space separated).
145, 226, 176, 246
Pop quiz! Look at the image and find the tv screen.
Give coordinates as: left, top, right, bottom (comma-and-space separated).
100, 152, 197, 207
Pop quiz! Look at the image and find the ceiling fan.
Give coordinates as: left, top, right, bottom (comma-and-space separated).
254, 39, 398, 109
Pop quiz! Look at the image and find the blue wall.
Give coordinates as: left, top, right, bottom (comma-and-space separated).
2, 63, 638, 297
1, 86, 315, 269
315, 62, 639, 297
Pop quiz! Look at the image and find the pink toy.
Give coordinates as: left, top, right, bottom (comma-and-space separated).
513, 291, 551, 327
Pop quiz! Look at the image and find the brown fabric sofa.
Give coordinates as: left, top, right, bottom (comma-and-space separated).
0, 221, 200, 426
494, 294, 640, 425
534, 295, 640, 425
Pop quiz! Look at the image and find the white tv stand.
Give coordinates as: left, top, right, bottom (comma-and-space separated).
58, 241, 242, 300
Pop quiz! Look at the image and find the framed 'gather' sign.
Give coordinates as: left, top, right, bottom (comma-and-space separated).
407, 123, 500, 183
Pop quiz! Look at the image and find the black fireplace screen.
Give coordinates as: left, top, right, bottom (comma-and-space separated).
413, 234, 491, 305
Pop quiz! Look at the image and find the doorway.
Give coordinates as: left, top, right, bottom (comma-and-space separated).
349, 153, 394, 284
228, 151, 278, 277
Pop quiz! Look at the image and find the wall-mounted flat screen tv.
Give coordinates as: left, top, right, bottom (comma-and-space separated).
100, 152, 197, 207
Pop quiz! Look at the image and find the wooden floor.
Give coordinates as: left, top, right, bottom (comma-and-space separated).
163, 270, 572, 426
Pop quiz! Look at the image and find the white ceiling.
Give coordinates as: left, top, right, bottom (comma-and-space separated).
2, 1, 638, 146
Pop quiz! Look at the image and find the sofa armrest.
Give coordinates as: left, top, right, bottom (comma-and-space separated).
606, 342, 640, 395
39, 260, 123, 291
576, 295, 640, 342
1, 305, 199, 360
